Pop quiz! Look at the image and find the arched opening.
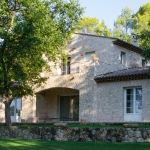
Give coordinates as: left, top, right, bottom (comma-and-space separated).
36, 87, 79, 122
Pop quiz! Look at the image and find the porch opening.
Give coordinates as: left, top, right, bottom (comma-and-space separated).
36, 87, 79, 122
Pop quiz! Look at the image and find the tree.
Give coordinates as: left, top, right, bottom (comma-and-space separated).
133, 2, 150, 48
139, 23, 150, 59
0, 0, 83, 137
113, 7, 134, 42
76, 17, 112, 36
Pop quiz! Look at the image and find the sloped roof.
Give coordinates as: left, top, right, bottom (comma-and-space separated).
75, 33, 143, 54
113, 39, 143, 54
94, 67, 150, 83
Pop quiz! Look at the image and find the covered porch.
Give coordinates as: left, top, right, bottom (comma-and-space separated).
36, 87, 79, 122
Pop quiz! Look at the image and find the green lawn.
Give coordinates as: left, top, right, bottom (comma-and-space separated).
12, 123, 123, 128
12, 123, 150, 128
1, 123, 150, 128
0, 139, 150, 150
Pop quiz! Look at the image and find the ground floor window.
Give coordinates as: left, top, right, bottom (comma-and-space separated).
10, 98, 22, 122
59, 95, 79, 121
124, 87, 142, 121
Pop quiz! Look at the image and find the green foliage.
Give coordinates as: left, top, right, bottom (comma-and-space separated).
113, 3, 150, 48
134, 2, 150, 48
113, 7, 133, 42
140, 25, 150, 59
0, 0, 83, 98
76, 17, 112, 36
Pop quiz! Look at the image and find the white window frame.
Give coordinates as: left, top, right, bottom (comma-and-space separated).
124, 87, 142, 121
10, 98, 22, 122
10, 98, 22, 116
61, 57, 71, 75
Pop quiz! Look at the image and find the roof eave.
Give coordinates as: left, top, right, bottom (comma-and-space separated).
95, 74, 150, 83
113, 39, 143, 54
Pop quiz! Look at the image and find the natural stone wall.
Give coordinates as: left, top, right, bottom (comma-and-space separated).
0, 97, 5, 123
33, 61, 96, 122
21, 96, 36, 123
95, 79, 150, 122
70, 34, 144, 76
1, 126, 150, 142
33, 34, 144, 123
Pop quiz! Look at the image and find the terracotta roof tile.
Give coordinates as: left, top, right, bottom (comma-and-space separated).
94, 67, 150, 83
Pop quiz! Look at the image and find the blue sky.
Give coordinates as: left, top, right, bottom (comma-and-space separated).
78, 0, 150, 30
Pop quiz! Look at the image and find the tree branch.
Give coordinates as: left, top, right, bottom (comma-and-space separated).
7, 0, 18, 33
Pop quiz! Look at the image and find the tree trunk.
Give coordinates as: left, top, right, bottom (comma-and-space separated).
4, 100, 13, 138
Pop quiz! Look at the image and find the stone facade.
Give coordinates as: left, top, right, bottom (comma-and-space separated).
0, 33, 149, 123
95, 79, 150, 122
0, 97, 5, 122
1, 126, 150, 142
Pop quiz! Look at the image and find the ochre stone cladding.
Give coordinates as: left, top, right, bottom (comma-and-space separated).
0, 97, 5, 122
0, 34, 149, 123
32, 63, 96, 122
66, 34, 144, 76
95, 79, 150, 122
21, 96, 36, 122
31, 34, 149, 122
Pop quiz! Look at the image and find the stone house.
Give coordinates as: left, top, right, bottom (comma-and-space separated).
0, 33, 150, 123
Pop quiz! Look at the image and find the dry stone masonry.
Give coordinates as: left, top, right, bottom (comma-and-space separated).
1, 126, 150, 142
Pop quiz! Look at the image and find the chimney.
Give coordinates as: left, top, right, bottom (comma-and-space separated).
82, 27, 87, 34
131, 33, 139, 47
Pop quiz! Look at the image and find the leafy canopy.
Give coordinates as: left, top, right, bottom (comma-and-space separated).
113, 3, 150, 48
113, 7, 133, 42
0, 0, 83, 98
76, 17, 112, 36
134, 2, 150, 48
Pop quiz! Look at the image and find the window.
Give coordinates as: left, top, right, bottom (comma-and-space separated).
125, 88, 142, 114
61, 57, 71, 75
124, 87, 142, 121
142, 59, 147, 67
85, 51, 95, 61
121, 52, 126, 65
10, 98, 22, 117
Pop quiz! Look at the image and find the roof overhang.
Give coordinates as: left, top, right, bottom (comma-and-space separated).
113, 39, 143, 54
95, 74, 150, 83
94, 67, 150, 83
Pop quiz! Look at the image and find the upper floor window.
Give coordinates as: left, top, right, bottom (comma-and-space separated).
85, 51, 95, 61
121, 52, 126, 65
142, 59, 147, 67
61, 57, 71, 75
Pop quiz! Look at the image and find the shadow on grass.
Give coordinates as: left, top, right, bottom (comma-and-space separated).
0, 139, 150, 150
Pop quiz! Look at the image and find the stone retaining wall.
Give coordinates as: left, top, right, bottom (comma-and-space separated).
1, 127, 150, 142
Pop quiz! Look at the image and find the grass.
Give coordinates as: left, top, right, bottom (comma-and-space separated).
0, 139, 150, 150
1, 123, 150, 128
67, 124, 123, 128
0, 123, 125, 128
